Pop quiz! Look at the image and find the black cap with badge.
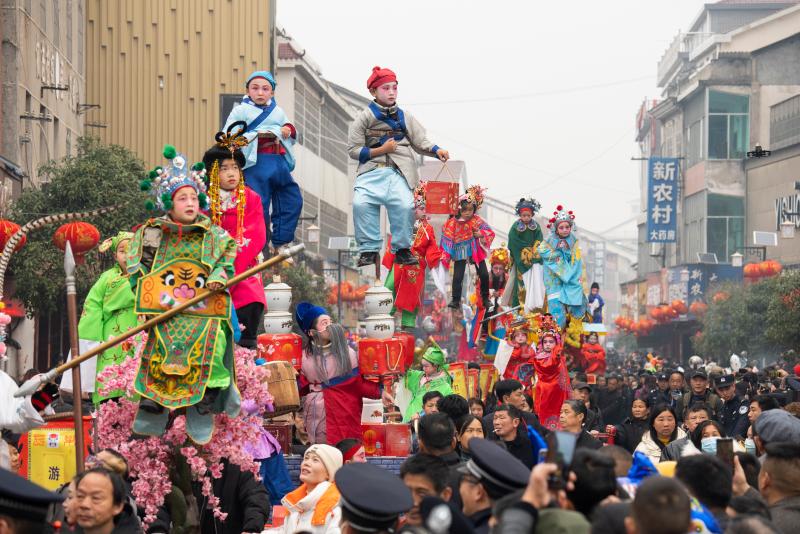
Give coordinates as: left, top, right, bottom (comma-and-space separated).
335, 462, 413, 532
0, 467, 63, 525
457, 438, 530, 500
715, 374, 736, 388
690, 369, 708, 380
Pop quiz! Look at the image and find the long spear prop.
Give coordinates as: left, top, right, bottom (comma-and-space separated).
15, 243, 306, 397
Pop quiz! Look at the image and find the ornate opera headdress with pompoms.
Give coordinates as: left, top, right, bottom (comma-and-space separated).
202, 121, 250, 243
515, 197, 541, 216
140, 145, 208, 212
490, 245, 511, 270
458, 184, 486, 211
534, 313, 561, 345
413, 180, 428, 209
546, 204, 576, 231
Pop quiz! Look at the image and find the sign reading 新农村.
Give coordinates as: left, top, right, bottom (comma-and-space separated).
647, 157, 679, 243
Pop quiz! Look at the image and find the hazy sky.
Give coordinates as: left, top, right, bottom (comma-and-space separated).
278, 0, 706, 236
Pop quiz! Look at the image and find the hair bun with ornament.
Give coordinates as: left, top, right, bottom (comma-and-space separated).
515, 197, 541, 216
490, 245, 511, 270
458, 184, 486, 212
546, 204, 576, 231
139, 145, 208, 212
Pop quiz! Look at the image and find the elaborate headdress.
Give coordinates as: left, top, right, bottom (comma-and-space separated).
98, 231, 134, 254
515, 197, 541, 216
546, 204, 575, 231
490, 246, 511, 270
413, 180, 427, 209
458, 184, 485, 211
534, 313, 561, 343
203, 121, 250, 243
140, 145, 208, 212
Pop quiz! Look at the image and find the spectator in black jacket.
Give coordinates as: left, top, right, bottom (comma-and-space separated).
615, 398, 650, 453
482, 380, 547, 439
491, 404, 534, 468
147, 460, 269, 534
597, 375, 628, 426
572, 382, 603, 432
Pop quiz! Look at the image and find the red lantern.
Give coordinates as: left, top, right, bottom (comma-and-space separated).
0, 219, 26, 252
771, 260, 783, 276
671, 299, 688, 315
662, 304, 677, 320
52, 221, 100, 263
712, 291, 729, 303
758, 261, 776, 277
743, 263, 759, 279
689, 301, 708, 316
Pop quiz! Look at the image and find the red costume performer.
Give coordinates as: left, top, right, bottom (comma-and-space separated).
533, 317, 571, 430
579, 336, 606, 379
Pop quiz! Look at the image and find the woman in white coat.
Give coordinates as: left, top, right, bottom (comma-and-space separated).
635, 404, 686, 465
278, 444, 343, 534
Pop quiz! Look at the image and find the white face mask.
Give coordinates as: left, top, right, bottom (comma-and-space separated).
701, 436, 719, 454
744, 438, 757, 456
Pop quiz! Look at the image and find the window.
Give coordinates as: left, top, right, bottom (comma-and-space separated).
708, 90, 749, 160
321, 106, 349, 173
770, 94, 800, 151
294, 77, 350, 172
706, 193, 744, 261
687, 119, 703, 167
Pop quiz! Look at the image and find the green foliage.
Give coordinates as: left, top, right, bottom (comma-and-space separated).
278, 262, 330, 316
765, 270, 800, 352
10, 137, 149, 316
693, 275, 797, 360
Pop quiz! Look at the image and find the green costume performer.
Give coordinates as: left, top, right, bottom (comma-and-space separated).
128, 145, 240, 444
503, 197, 546, 312
403, 346, 453, 422
78, 232, 137, 403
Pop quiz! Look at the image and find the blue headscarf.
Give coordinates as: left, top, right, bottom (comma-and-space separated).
246, 70, 276, 90
295, 302, 326, 334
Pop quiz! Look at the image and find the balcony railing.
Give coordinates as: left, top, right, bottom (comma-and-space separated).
770, 94, 800, 151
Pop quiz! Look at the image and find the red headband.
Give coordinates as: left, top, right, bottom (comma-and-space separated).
342, 442, 363, 462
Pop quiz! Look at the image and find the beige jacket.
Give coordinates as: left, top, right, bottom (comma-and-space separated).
347, 102, 440, 186
635, 427, 687, 465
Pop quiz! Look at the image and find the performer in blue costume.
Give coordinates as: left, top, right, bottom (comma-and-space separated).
346, 66, 449, 267
224, 70, 302, 250
537, 205, 588, 329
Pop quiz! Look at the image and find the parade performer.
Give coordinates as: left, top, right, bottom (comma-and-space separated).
538, 205, 588, 329
440, 185, 494, 310
294, 302, 390, 445
202, 122, 267, 349
347, 66, 449, 268
72, 231, 137, 403
579, 331, 606, 381
482, 247, 511, 360
533, 314, 571, 430
129, 145, 239, 443
503, 317, 535, 386
223, 70, 301, 251
382, 181, 444, 330
503, 197, 545, 312
588, 282, 604, 324
403, 345, 453, 421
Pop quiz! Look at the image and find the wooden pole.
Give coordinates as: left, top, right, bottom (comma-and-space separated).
15, 243, 306, 397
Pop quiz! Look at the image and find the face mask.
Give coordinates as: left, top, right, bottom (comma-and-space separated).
745, 438, 756, 456
701, 437, 719, 454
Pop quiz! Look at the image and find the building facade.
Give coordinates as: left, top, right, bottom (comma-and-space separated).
84, 0, 275, 166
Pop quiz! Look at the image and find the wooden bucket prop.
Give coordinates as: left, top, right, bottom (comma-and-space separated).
263, 360, 300, 415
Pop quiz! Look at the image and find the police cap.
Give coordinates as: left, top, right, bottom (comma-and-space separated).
715, 374, 736, 388
0, 467, 63, 523
335, 462, 413, 531
457, 438, 529, 497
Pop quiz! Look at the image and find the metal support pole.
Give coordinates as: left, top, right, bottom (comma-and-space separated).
64, 242, 85, 473
337, 250, 343, 323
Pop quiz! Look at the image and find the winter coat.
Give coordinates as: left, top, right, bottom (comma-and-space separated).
770, 495, 800, 534
634, 427, 687, 465
279, 481, 341, 534
615, 417, 649, 453
575, 430, 603, 450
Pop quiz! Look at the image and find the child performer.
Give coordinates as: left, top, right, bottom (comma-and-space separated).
588, 282, 604, 324
129, 145, 239, 443
224, 71, 301, 251
440, 185, 494, 310
294, 302, 391, 445
538, 205, 588, 329
202, 122, 267, 349
533, 315, 571, 430
403, 345, 453, 422
347, 66, 449, 268
503, 317, 535, 386
481, 247, 511, 360
504, 197, 545, 312
579, 331, 606, 381
66, 231, 137, 403
382, 181, 444, 330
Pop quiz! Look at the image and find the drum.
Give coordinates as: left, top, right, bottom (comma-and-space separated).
263, 360, 300, 415
257, 333, 302, 370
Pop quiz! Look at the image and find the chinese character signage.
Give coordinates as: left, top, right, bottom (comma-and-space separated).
664, 264, 743, 306
647, 157, 679, 243
19, 416, 92, 491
